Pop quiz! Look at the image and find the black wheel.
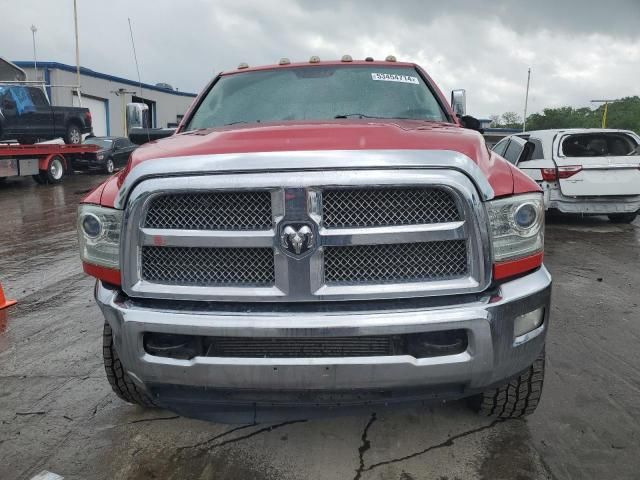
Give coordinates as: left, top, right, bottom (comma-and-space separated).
607, 212, 637, 224
103, 321, 155, 407
468, 350, 545, 418
104, 157, 115, 174
65, 123, 82, 144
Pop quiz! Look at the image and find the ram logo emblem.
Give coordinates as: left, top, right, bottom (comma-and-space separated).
280, 223, 315, 257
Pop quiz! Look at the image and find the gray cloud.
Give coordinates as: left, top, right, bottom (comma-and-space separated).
2, 0, 639, 117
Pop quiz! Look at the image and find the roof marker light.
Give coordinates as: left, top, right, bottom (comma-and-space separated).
279, 58, 291, 65
385, 55, 397, 62
309, 56, 321, 63
341, 55, 353, 62
237, 62, 249, 69
365, 56, 374, 62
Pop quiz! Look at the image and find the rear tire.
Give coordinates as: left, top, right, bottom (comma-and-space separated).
103, 321, 155, 407
468, 350, 545, 418
33, 155, 65, 185
607, 212, 637, 224
65, 123, 82, 144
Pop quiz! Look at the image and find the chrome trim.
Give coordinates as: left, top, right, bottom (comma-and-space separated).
96, 267, 551, 392
140, 228, 275, 248
121, 169, 492, 302
115, 149, 495, 209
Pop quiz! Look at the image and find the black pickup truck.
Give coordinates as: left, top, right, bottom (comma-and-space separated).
0, 85, 92, 144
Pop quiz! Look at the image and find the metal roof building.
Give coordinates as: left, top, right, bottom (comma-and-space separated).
13, 61, 197, 137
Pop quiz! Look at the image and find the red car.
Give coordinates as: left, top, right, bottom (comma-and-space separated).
78, 57, 550, 423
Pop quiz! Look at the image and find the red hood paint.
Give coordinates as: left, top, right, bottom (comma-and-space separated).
87, 120, 539, 207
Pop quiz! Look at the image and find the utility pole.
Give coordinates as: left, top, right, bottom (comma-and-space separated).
30, 25, 38, 81
73, 0, 82, 105
111, 88, 137, 136
523, 67, 531, 132
590, 99, 618, 128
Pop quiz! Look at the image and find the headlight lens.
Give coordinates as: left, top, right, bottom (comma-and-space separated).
77, 204, 122, 269
97, 153, 105, 160
487, 193, 544, 262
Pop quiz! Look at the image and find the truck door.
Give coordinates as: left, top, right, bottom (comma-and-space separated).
0, 87, 19, 137
26, 87, 54, 139
553, 132, 640, 196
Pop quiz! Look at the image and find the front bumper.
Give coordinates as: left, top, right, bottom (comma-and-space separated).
97, 267, 551, 421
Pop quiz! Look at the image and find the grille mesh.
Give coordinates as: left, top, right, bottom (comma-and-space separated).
322, 187, 460, 228
144, 191, 272, 230
324, 241, 468, 284
141, 246, 275, 286
203, 336, 396, 358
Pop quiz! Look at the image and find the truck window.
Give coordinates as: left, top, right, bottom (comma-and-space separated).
561, 133, 639, 157
185, 65, 449, 130
27, 88, 48, 107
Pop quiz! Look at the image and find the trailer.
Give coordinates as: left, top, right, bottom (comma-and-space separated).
0, 143, 99, 185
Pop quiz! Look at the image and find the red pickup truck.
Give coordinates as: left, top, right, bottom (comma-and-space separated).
79, 58, 550, 423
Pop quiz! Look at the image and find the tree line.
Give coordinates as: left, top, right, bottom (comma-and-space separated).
489, 96, 640, 133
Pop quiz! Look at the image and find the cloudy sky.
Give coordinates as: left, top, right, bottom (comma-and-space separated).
2, 0, 640, 118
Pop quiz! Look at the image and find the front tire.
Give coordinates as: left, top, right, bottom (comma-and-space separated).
608, 212, 637, 224
104, 158, 115, 174
103, 322, 155, 407
468, 350, 545, 418
65, 123, 82, 144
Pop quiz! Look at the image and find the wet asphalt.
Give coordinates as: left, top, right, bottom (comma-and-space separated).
0, 173, 639, 480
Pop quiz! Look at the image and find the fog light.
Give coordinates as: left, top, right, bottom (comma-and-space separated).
514, 308, 544, 338
144, 333, 199, 360
81, 213, 102, 238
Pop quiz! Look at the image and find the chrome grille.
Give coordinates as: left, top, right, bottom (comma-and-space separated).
324, 241, 468, 284
322, 187, 460, 228
141, 246, 275, 286
144, 191, 272, 230
124, 168, 489, 302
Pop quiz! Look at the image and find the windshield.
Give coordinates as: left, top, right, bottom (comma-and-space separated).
185, 66, 449, 130
84, 137, 113, 149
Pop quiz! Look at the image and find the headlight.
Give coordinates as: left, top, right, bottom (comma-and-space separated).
97, 153, 105, 160
77, 204, 122, 269
487, 193, 544, 262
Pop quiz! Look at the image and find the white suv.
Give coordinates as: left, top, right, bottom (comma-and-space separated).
493, 129, 640, 223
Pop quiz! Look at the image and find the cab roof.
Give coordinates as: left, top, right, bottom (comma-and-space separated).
220, 59, 419, 76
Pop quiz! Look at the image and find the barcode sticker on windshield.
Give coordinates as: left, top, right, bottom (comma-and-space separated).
371, 73, 419, 84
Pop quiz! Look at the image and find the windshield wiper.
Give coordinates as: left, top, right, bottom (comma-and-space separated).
223, 120, 261, 126
334, 113, 386, 119
334, 114, 435, 121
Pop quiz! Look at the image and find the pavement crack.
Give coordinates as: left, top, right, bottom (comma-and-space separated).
364, 419, 505, 472
129, 415, 180, 424
354, 412, 377, 480
178, 419, 307, 454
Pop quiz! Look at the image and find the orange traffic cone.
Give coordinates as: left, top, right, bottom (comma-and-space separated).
0, 281, 16, 310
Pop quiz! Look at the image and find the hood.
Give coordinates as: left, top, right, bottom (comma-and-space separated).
131, 120, 487, 166
96, 120, 535, 207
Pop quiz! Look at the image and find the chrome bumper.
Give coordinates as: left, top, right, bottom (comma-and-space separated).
97, 267, 551, 409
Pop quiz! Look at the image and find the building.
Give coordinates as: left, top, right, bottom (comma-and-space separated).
13, 61, 197, 137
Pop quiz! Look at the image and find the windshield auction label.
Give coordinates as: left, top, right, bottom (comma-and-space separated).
371, 73, 419, 84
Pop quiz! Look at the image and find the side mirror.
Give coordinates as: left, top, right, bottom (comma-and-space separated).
451, 89, 466, 116
128, 127, 176, 145
126, 102, 150, 131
